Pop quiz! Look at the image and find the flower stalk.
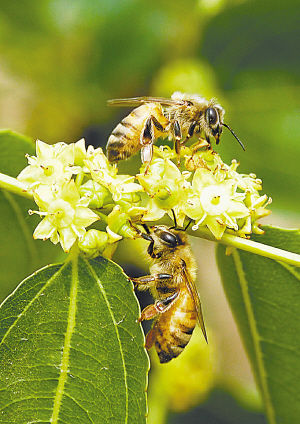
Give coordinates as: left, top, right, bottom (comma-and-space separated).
0, 172, 33, 199
191, 226, 300, 267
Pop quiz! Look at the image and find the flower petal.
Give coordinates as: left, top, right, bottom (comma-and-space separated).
59, 227, 77, 252
33, 218, 55, 240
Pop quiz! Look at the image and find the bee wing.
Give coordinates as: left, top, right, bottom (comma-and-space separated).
107, 96, 185, 107
182, 266, 208, 343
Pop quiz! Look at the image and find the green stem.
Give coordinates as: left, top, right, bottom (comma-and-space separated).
191, 227, 300, 267
0, 173, 33, 200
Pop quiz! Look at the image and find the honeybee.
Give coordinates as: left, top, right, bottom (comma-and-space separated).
131, 223, 207, 363
106, 91, 244, 167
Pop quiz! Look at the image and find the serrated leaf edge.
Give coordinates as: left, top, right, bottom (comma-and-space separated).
84, 257, 129, 424
232, 249, 276, 424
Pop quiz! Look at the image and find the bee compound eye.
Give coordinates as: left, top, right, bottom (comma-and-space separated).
206, 107, 218, 126
160, 231, 178, 246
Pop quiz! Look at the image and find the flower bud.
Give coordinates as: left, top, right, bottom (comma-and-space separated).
107, 206, 136, 239
78, 229, 108, 258
79, 180, 112, 208
116, 192, 141, 207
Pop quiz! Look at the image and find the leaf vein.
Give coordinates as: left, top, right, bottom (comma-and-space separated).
50, 253, 78, 423
0, 264, 65, 348
277, 261, 300, 281
63, 392, 95, 423
84, 258, 129, 424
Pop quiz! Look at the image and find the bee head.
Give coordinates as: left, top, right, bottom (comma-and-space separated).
145, 225, 187, 258
205, 106, 224, 144
204, 105, 245, 151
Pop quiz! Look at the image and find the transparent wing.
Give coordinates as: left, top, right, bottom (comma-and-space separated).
182, 265, 208, 343
107, 96, 185, 107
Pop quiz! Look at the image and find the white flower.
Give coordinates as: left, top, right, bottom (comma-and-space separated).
84, 146, 117, 182
184, 168, 249, 239
31, 180, 99, 252
84, 147, 142, 202
138, 158, 191, 226
108, 175, 142, 202
17, 139, 81, 190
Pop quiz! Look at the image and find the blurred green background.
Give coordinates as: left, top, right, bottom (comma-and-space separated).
0, 0, 299, 422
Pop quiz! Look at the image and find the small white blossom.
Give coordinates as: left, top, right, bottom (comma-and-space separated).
138, 158, 191, 226
84, 147, 142, 202
17, 139, 81, 190
31, 180, 99, 252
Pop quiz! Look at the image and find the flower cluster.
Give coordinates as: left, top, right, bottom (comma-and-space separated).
138, 145, 271, 239
18, 138, 271, 256
18, 139, 142, 253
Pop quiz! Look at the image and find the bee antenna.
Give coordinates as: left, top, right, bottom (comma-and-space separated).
142, 223, 151, 235
184, 218, 192, 231
170, 209, 178, 229
221, 122, 245, 151
129, 221, 153, 241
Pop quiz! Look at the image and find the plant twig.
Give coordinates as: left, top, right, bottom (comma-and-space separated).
0, 173, 32, 199
191, 227, 300, 267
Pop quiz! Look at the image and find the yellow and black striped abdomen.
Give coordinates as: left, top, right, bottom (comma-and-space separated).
106, 103, 168, 162
153, 287, 197, 363
107, 105, 147, 162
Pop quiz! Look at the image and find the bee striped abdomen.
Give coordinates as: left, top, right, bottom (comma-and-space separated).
106, 103, 169, 162
107, 120, 139, 161
153, 288, 197, 363
107, 105, 152, 162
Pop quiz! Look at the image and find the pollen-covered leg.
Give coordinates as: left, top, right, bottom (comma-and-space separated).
191, 137, 210, 153
173, 120, 182, 165
140, 115, 167, 173
139, 290, 179, 322
131, 273, 172, 291
140, 116, 154, 166
139, 304, 161, 321
145, 327, 157, 349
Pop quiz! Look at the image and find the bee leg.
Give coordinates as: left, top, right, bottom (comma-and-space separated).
172, 120, 182, 164
140, 117, 155, 173
151, 115, 166, 133
145, 327, 157, 349
191, 137, 210, 154
141, 144, 153, 174
181, 121, 197, 146
139, 290, 179, 322
131, 273, 172, 291
206, 135, 213, 150
139, 304, 161, 321
141, 115, 169, 173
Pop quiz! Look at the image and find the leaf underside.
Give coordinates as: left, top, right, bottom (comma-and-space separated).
0, 254, 149, 424
217, 225, 300, 424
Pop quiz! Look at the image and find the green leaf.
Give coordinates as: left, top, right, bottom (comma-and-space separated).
0, 130, 62, 301
0, 252, 149, 423
0, 129, 34, 177
216, 226, 300, 424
